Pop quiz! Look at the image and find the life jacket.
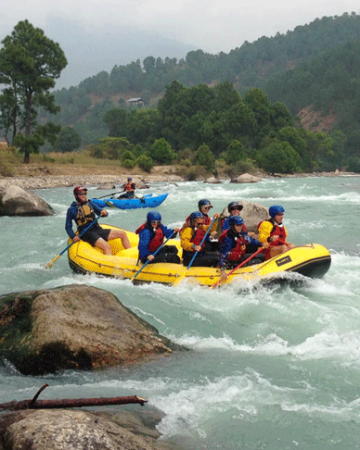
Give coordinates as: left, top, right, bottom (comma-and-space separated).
258, 219, 287, 246
218, 229, 247, 261
125, 182, 135, 191
136, 223, 164, 253
75, 203, 96, 228
191, 226, 207, 249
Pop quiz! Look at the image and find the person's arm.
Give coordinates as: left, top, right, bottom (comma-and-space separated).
65, 207, 76, 239
219, 237, 232, 269
138, 229, 152, 260
257, 221, 273, 244
162, 225, 179, 238
180, 227, 196, 251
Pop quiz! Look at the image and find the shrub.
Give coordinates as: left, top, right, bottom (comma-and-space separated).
136, 154, 153, 172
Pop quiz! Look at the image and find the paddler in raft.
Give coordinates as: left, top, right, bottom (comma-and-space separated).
257, 205, 295, 260
219, 216, 269, 281
136, 211, 181, 264
66, 186, 131, 255
185, 199, 219, 251
180, 211, 220, 267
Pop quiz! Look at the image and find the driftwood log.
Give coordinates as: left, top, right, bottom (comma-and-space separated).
0, 384, 147, 411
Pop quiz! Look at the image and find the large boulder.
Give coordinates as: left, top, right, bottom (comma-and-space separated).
0, 285, 182, 375
0, 408, 175, 450
204, 176, 222, 184
0, 185, 54, 216
230, 173, 262, 184
221, 201, 268, 233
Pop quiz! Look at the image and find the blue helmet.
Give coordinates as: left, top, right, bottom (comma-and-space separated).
228, 216, 244, 227
147, 211, 162, 222
228, 201, 243, 213
269, 205, 285, 218
190, 211, 204, 223
127, 177, 132, 181
198, 199, 213, 210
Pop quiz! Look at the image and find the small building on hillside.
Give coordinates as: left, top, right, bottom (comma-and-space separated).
126, 98, 145, 108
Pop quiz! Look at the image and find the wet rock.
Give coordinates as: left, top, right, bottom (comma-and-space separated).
204, 176, 222, 184
221, 201, 268, 233
0, 285, 183, 375
0, 185, 54, 216
0, 408, 178, 450
230, 173, 262, 184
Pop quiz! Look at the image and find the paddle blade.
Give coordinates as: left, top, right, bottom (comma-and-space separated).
44, 254, 60, 269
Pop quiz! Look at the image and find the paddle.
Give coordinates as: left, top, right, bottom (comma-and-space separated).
44, 217, 100, 269
131, 231, 177, 281
173, 217, 217, 286
211, 247, 264, 289
96, 192, 123, 199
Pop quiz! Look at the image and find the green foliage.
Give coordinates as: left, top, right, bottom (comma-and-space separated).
225, 140, 246, 165
0, 20, 67, 163
258, 140, 301, 173
97, 137, 132, 160
195, 143, 216, 172
150, 138, 176, 164
136, 154, 153, 172
54, 126, 81, 152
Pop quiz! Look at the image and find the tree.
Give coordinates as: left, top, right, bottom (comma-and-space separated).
150, 138, 176, 164
0, 20, 67, 163
54, 126, 81, 152
258, 140, 301, 173
195, 143, 216, 172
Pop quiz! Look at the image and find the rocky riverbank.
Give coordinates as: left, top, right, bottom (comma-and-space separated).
0, 169, 358, 191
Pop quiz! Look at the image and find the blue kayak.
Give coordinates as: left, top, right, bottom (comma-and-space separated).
91, 193, 168, 210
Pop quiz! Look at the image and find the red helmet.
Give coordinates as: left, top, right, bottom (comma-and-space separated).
74, 186, 87, 200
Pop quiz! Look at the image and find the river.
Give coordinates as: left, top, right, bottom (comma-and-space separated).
1, 176, 360, 450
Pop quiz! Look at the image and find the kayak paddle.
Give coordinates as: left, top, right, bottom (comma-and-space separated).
173, 217, 217, 286
211, 247, 264, 289
44, 217, 100, 269
131, 230, 177, 282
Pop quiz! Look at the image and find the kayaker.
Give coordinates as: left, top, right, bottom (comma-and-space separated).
136, 211, 180, 264
118, 177, 136, 199
257, 205, 295, 260
218, 215, 268, 280
180, 211, 220, 267
66, 186, 131, 255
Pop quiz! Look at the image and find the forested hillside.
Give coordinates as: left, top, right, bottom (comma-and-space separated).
44, 12, 360, 148
4, 13, 360, 174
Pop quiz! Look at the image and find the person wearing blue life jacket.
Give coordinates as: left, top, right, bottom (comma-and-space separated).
136, 211, 180, 264
66, 186, 131, 255
221, 202, 244, 231
218, 216, 269, 280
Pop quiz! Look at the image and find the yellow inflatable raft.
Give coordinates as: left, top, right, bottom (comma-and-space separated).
68, 225, 331, 287
68, 225, 331, 286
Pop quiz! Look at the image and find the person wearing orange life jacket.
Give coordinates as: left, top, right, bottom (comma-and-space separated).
218, 216, 268, 280
136, 211, 180, 264
257, 205, 295, 260
118, 177, 136, 199
180, 211, 220, 267
65, 186, 131, 255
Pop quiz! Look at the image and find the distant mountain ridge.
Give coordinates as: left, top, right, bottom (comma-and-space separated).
38, 17, 198, 89
41, 12, 360, 154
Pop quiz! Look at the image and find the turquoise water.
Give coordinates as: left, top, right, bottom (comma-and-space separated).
1, 177, 360, 449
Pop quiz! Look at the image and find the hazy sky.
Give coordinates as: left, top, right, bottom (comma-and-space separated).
1, 0, 359, 53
